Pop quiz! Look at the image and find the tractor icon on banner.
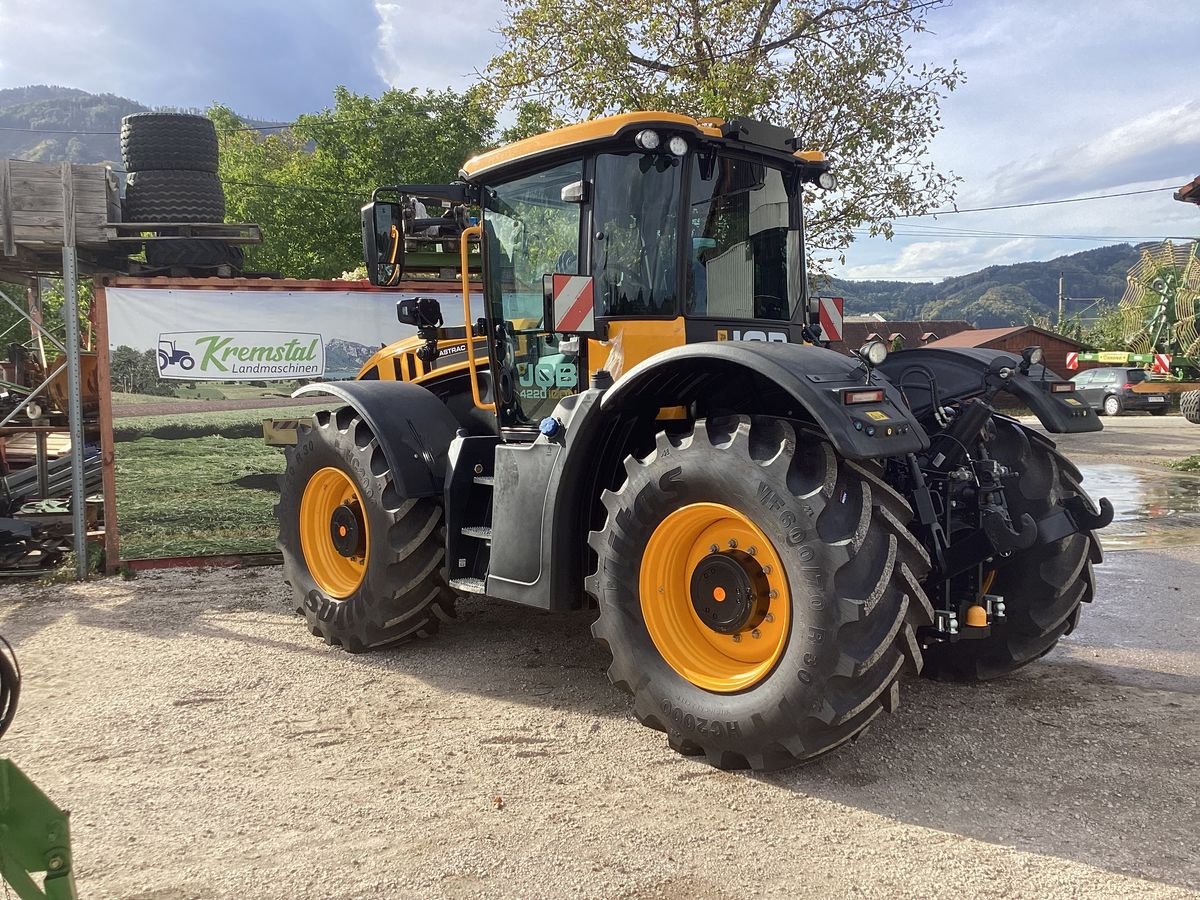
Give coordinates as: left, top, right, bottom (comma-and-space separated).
157, 338, 196, 374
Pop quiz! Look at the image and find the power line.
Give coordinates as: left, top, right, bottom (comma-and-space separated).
898, 186, 1179, 217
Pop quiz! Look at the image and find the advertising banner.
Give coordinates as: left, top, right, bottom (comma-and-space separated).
106, 287, 482, 382
155, 331, 325, 381
103, 283, 483, 562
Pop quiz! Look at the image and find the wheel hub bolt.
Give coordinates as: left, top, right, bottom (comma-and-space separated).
747, 546, 757, 556
751, 629, 761, 639
731, 633, 742, 643
768, 589, 778, 599
765, 613, 775, 623
709, 544, 719, 553
728, 539, 738, 548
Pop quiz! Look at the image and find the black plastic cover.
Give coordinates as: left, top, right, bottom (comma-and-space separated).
601, 342, 929, 459
293, 381, 461, 496
879, 347, 1102, 434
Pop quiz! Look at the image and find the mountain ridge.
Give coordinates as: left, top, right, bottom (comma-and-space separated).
1, 85, 1168, 324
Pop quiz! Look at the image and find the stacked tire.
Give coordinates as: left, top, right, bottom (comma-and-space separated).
120, 113, 243, 273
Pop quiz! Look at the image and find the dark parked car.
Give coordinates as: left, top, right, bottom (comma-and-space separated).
1070, 367, 1170, 416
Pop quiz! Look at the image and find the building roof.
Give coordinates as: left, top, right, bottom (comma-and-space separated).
832, 319, 974, 352
1176, 175, 1200, 205
925, 324, 1086, 349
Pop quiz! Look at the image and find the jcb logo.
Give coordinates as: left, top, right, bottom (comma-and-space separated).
716, 329, 788, 343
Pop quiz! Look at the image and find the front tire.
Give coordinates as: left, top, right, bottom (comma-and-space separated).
276, 406, 455, 652
586, 416, 932, 771
922, 418, 1103, 680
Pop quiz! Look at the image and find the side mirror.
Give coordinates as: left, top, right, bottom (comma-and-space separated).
362, 200, 404, 286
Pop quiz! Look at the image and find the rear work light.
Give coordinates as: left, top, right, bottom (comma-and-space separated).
1050, 382, 1075, 393
843, 388, 885, 405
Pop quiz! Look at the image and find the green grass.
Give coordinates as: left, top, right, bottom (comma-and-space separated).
114, 403, 326, 441
113, 403, 332, 559
112, 383, 296, 405
115, 434, 288, 559
1169, 454, 1200, 473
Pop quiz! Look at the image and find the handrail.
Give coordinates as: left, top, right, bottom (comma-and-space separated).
459, 224, 491, 412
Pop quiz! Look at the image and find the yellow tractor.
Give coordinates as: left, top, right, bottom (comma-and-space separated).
276, 112, 1112, 770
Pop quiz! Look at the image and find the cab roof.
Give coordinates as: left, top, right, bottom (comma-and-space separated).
460, 111, 825, 182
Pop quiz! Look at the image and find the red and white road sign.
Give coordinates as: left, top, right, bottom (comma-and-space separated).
1066, 351, 1079, 370
1152, 352, 1172, 374
549, 274, 595, 333
818, 296, 844, 342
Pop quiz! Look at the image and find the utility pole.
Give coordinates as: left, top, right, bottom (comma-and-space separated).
1056, 273, 1106, 334
1057, 272, 1065, 327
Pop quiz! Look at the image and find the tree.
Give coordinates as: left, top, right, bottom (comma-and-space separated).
1030, 303, 1128, 349
214, 87, 498, 279
483, 0, 963, 267
109, 345, 172, 395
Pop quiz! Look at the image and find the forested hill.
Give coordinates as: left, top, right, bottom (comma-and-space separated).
823, 243, 1145, 327
0, 85, 148, 165
2, 86, 1154, 326
0, 84, 280, 166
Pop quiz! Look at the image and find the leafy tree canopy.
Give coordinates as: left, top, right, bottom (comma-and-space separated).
483, 0, 964, 266
214, 86, 496, 279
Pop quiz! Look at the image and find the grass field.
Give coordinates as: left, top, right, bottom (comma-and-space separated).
114, 404, 325, 559
111, 384, 296, 406
114, 403, 326, 441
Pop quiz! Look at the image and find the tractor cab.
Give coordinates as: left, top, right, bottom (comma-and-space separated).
361, 113, 836, 435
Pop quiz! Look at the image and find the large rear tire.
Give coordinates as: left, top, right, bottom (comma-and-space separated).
276, 406, 455, 652
586, 416, 933, 771
922, 418, 1103, 680
1181, 390, 1200, 424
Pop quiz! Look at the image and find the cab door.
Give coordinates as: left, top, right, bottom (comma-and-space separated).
481, 160, 587, 432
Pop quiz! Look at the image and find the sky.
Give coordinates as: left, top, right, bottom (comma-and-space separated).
0, 0, 1196, 284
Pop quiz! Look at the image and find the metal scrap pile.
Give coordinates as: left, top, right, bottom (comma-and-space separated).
0, 449, 100, 574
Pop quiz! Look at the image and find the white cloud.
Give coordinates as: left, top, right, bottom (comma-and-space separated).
837, 0, 1200, 282
373, 0, 505, 91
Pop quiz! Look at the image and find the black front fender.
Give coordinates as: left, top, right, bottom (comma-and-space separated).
601, 342, 929, 459
878, 347, 1101, 434
293, 381, 461, 497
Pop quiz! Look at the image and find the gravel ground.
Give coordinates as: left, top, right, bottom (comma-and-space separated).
1, 544, 1197, 899
1027, 413, 1199, 468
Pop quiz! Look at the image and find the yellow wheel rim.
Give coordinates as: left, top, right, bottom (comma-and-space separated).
640, 502, 791, 693
299, 467, 369, 599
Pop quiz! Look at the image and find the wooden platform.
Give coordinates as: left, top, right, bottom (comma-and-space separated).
1, 431, 71, 461
1, 159, 121, 253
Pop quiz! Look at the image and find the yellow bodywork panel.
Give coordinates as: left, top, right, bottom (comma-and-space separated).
462, 112, 723, 180
359, 316, 687, 388
587, 318, 687, 381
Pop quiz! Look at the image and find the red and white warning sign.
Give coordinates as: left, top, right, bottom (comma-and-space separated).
1152, 352, 1172, 375
547, 274, 595, 334
818, 296, 844, 342
1066, 351, 1079, 370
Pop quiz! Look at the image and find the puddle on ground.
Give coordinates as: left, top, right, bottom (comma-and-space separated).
1078, 464, 1200, 550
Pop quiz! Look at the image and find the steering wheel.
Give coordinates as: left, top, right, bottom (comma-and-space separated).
754, 294, 789, 320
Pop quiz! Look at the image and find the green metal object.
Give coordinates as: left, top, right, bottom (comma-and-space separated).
0, 759, 76, 900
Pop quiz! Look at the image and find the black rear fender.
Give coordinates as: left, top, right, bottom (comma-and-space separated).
878, 347, 1101, 434
293, 381, 461, 497
600, 342, 929, 459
